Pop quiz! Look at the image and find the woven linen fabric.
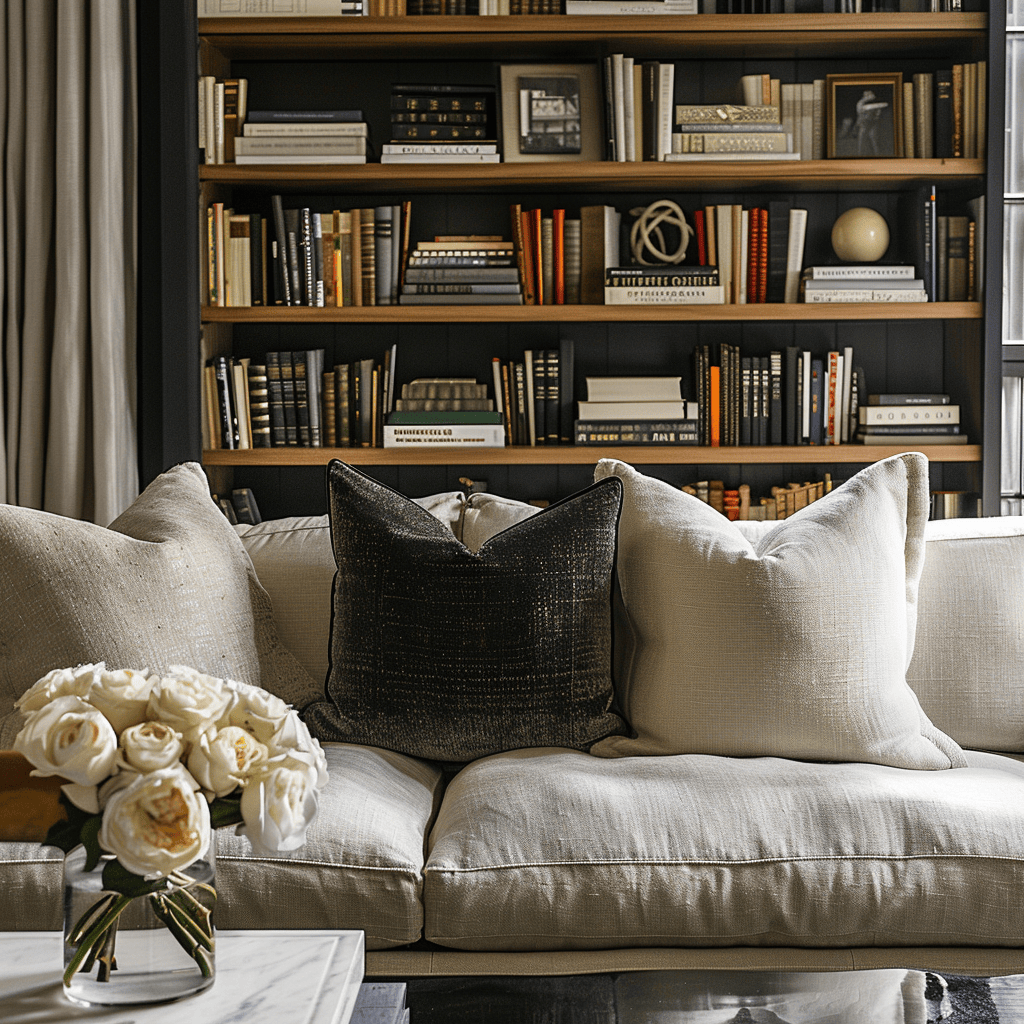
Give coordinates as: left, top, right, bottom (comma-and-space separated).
591, 454, 966, 769
423, 746, 1024, 951
0, 462, 318, 747
303, 461, 626, 762
216, 741, 443, 948
906, 516, 1024, 753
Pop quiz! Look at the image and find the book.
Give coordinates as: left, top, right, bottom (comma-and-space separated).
585, 376, 682, 402
674, 104, 779, 124
234, 136, 367, 156
388, 410, 503, 424
574, 421, 699, 445
580, 205, 622, 305
856, 433, 969, 445
804, 265, 917, 279
783, 209, 808, 304
576, 400, 699, 420
199, 0, 364, 14
399, 293, 524, 305
605, 267, 720, 285
242, 122, 369, 136
673, 132, 791, 153
867, 393, 950, 405
604, 285, 725, 304
564, 0, 699, 11
859, 405, 959, 424
383, 422, 507, 447
804, 289, 929, 303
245, 109, 364, 122
804, 278, 925, 291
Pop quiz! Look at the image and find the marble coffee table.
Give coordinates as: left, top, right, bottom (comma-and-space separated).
0, 929, 365, 1024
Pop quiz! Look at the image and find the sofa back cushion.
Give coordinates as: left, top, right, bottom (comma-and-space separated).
0, 463, 318, 747
590, 454, 966, 769
907, 516, 1024, 752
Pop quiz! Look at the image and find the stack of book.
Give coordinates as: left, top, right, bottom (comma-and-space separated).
575, 376, 699, 446
197, 75, 247, 164
234, 110, 369, 165
603, 266, 724, 305
401, 239, 523, 304
667, 103, 797, 162
384, 83, 498, 163
800, 265, 929, 304
856, 393, 966, 445
384, 379, 505, 448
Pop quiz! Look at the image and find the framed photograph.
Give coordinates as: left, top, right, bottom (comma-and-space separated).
827, 73, 903, 159
499, 63, 603, 163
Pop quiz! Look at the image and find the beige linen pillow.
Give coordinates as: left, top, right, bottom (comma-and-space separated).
591, 453, 967, 769
0, 462, 317, 747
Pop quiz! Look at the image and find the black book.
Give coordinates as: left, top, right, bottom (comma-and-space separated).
212, 356, 238, 449
740, 356, 752, 446
247, 362, 271, 448
391, 124, 491, 141
784, 345, 800, 446
760, 357, 771, 446
299, 208, 315, 307
558, 337, 575, 445
934, 70, 954, 159
249, 213, 264, 306
769, 350, 783, 446
767, 199, 792, 304
284, 207, 302, 306
356, 357, 375, 447
293, 351, 311, 446
270, 195, 292, 306
247, 109, 364, 123
230, 487, 263, 525
265, 351, 287, 447
545, 349, 560, 445
897, 184, 936, 301
279, 351, 299, 446
532, 352, 546, 445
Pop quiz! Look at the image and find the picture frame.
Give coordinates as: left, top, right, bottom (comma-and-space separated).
499, 63, 603, 163
826, 73, 904, 159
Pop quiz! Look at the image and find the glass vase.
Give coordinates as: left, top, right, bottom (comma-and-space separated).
61, 845, 217, 1007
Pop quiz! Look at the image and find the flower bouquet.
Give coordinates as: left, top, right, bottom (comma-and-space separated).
12, 663, 328, 1005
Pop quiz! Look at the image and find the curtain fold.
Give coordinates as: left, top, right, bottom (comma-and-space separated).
2, 0, 137, 525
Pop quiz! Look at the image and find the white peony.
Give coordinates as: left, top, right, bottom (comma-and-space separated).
88, 668, 155, 734
15, 664, 101, 714
239, 764, 320, 856
147, 668, 233, 741
13, 694, 118, 786
188, 725, 269, 799
118, 721, 185, 773
98, 764, 211, 879
224, 679, 291, 746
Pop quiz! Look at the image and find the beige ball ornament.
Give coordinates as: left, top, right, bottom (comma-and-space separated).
831, 207, 890, 262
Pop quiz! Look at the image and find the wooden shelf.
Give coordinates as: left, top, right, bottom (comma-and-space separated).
202, 302, 979, 322
204, 444, 981, 467
201, 159, 985, 194
199, 13, 988, 61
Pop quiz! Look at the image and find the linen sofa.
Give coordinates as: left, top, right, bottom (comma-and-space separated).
0, 455, 1022, 979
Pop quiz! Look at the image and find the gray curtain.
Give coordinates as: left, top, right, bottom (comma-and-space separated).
1, 0, 137, 526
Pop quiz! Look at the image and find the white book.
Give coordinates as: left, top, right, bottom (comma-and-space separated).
841, 346, 854, 443
198, 0, 364, 13
576, 400, 699, 420
214, 81, 225, 164
657, 62, 675, 161
716, 205, 733, 304
243, 122, 369, 136
860, 405, 960, 424
232, 361, 252, 449
381, 143, 497, 154
383, 424, 506, 447
235, 154, 367, 164
738, 208, 749, 304
799, 82, 814, 166
812, 78, 826, 160
805, 265, 917, 279
380, 154, 500, 163
804, 278, 925, 290
585, 376, 682, 402
780, 83, 797, 159
801, 349, 811, 442
612, 54, 627, 163
235, 136, 366, 154
1005, 377, 1024, 494
565, 0, 698, 10
783, 209, 808, 303
604, 284, 725, 304
524, 351, 537, 445
804, 289, 929, 302
663, 152, 801, 161
623, 56, 636, 162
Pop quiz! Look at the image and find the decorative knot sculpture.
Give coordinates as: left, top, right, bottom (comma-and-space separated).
629, 200, 694, 265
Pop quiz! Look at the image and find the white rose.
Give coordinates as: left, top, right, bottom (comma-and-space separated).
13, 695, 118, 786
118, 721, 185, 773
188, 725, 269, 799
16, 664, 101, 714
147, 669, 233, 740
98, 765, 210, 879
88, 669, 155, 734
239, 764, 319, 856
225, 680, 291, 746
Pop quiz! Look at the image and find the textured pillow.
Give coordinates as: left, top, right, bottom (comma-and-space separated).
591, 454, 967, 769
302, 461, 626, 762
0, 462, 318, 747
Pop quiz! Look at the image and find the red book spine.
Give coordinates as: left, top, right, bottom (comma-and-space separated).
694, 208, 707, 266
531, 207, 543, 306
553, 208, 565, 304
747, 209, 759, 305
757, 207, 769, 304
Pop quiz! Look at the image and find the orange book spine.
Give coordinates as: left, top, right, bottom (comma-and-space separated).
747, 209, 759, 306
519, 209, 537, 306
553, 208, 565, 304
709, 364, 721, 447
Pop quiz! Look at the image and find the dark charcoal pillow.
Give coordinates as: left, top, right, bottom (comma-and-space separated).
303, 462, 627, 762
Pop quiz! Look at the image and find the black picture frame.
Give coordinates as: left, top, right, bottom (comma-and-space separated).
827, 73, 903, 159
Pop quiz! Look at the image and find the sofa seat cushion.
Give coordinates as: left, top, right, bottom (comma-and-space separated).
214, 741, 442, 948
0, 742, 442, 946
423, 747, 1024, 951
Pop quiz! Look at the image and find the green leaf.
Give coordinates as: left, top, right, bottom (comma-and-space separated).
80, 815, 104, 872
209, 795, 243, 830
43, 795, 99, 855
101, 858, 168, 899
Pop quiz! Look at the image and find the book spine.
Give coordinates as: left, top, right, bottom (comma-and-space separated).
545, 349, 560, 445
265, 352, 287, 446
247, 363, 271, 448
280, 352, 298, 446
374, 206, 394, 307
604, 285, 724, 304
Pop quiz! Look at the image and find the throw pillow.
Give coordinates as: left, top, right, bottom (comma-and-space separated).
302, 461, 626, 762
590, 454, 967, 769
0, 462, 318, 748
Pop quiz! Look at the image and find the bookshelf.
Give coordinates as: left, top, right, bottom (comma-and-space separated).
137, 5, 1003, 518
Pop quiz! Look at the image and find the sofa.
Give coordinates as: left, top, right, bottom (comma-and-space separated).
0, 454, 1022, 979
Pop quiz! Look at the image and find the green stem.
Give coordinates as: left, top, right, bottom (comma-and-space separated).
63, 894, 133, 987
148, 893, 215, 976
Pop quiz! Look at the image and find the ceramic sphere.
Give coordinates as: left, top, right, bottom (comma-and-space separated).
830, 207, 890, 262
